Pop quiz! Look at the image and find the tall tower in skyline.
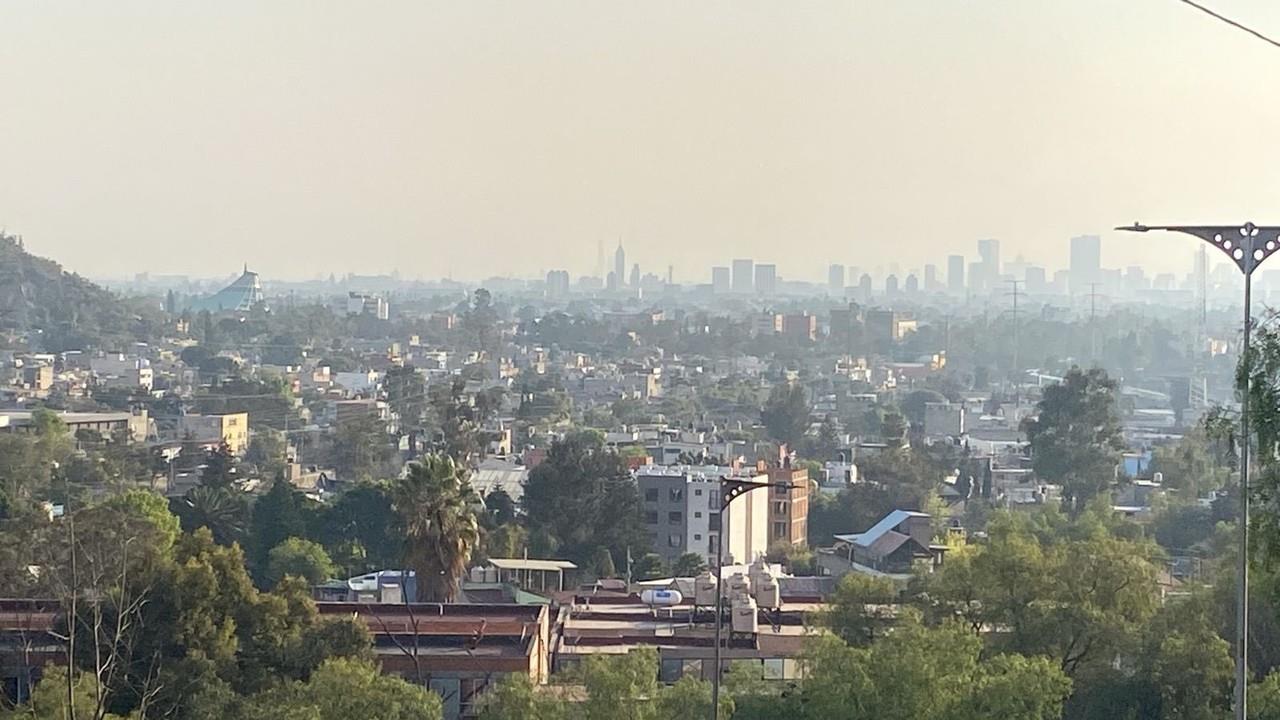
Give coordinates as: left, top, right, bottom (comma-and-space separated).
614, 241, 626, 287
1069, 234, 1101, 294
977, 238, 1000, 287
828, 264, 845, 292
732, 258, 754, 294
947, 255, 965, 294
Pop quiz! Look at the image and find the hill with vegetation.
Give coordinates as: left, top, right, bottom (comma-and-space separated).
0, 231, 159, 351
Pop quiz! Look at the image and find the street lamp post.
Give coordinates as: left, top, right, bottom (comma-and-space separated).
709, 475, 799, 720
1117, 221, 1280, 720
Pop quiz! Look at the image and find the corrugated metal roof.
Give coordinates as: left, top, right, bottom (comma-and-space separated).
836, 509, 930, 548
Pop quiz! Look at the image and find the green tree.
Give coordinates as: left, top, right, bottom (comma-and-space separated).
174, 485, 249, 546
393, 455, 480, 602
248, 475, 313, 579
332, 412, 393, 483
523, 432, 650, 568
670, 552, 707, 577
632, 553, 665, 581
384, 365, 428, 432
1023, 367, 1125, 510
477, 674, 568, 720
196, 658, 443, 720
317, 481, 400, 575
482, 522, 528, 560
900, 388, 947, 429
245, 429, 288, 478
820, 573, 898, 646
0, 665, 129, 720
200, 442, 239, 489
266, 537, 337, 588
761, 382, 809, 449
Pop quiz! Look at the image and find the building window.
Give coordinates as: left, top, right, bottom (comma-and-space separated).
773, 501, 786, 515
773, 522, 786, 538
668, 511, 683, 524
709, 513, 721, 531
682, 659, 704, 680
709, 491, 719, 506
668, 534, 683, 548
693, 534, 702, 541
645, 511, 658, 524
459, 678, 488, 717
645, 488, 659, 502
763, 659, 786, 680
694, 488, 703, 496
659, 659, 683, 683
694, 511, 702, 518
669, 488, 684, 502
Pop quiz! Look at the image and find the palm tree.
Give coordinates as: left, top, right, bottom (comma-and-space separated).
393, 455, 480, 602
175, 485, 248, 546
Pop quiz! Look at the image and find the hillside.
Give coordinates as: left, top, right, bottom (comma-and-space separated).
0, 232, 157, 351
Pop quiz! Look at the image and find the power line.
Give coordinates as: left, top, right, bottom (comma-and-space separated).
1178, 0, 1280, 49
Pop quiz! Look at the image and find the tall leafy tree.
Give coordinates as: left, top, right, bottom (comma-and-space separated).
248, 475, 312, 579
392, 455, 480, 602
761, 382, 809, 449
523, 431, 650, 568
1023, 367, 1124, 510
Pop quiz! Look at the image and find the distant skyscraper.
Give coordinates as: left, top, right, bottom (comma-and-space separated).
1069, 234, 1101, 294
1052, 269, 1070, 294
614, 242, 626, 287
923, 264, 937, 291
947, 255, 965, 294
1025, 266, 1047, 293
858, 273, 872, 300
885, 274, 899, 296
755, 264, 777, 296
732, 259, 754, 293
828, 264, 845, 292
977, 238, 999, 268
606, 271, 619, 292
711, 266, 731, 293
905, 273, 919, 294
968, 261, 986, 294
629, 263, 641, 289
977, 239, 1000, 289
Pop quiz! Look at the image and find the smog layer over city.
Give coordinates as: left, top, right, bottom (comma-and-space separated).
1, 3, 1279, 720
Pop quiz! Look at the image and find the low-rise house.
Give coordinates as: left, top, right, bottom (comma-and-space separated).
817, 510, 945, 581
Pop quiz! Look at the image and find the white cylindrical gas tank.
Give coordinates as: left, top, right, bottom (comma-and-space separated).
732, 595, 759, 634
641, 589, 683, 606
694, 571, 718, 606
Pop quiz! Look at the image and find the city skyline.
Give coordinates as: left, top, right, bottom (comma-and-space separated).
5, 2, 1280, 279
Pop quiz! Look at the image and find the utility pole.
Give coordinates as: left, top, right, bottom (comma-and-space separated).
710, 476, 799, 720
1005, 279, 1023, 389
1118, 221, 1280, 720
1085, 282, 1104, 364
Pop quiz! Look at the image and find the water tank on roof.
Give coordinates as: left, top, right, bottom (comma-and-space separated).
469, 567, 486, 583
731, 594, 759, 634
728, 573, 751, 598
753, 575, 780, 609
694, 571, 718, 606
641, 589, 683, 606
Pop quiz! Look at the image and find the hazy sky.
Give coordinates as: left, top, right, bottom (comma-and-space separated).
3, 1, 1280, 283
